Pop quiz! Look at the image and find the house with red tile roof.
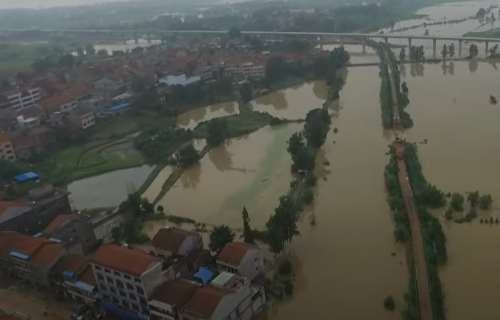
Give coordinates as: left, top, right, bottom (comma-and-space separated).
63, 83, 91, 102
90, 244, 175, 319
38, 93, 78, 115
0, 231, 68, 287
179, 272, 266, 320
216, 242, 264, 281
43, 213, 97, 253
150, 227, 203, 259
148, 279, 200, 320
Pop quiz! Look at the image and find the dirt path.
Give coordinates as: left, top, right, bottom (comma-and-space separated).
385, 50, 434, 320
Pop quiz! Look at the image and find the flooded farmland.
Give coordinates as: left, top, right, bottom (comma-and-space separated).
403, 60, 500, 320
261, 66, 407, 320
176, 101, 239, 130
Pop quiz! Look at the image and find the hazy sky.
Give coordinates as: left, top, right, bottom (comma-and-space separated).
0, 0, 137, 10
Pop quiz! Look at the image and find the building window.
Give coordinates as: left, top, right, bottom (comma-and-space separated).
116, 280, 124, 288
106, 276, 114, 284
126, 283, 134, 290
139, 297, 147, 305
135, 286, 144, 294
133, 277, 141, 284
131, 304, 139, 312
97, 273, 104, 281
113, 271, 121, 277
119, 290, 126, 298
129, 293, 136, 300
104, 268, 111, 274
109, 287, 117, 294
112, 297, 120, 305
103, 294, 110, 301
121, 299, 128, 307
124, 275, 131, 280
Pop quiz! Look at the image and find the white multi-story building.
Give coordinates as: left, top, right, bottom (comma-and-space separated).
0, 132, 15, 161
0, 87, 41, 110
91, 244, 176, 320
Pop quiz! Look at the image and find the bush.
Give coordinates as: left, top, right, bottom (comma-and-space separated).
303, 189, 314, 205
278, 260, 293, 275
383, 295, 396, 311
305, 174, 318, 187
283, 280, 294, 296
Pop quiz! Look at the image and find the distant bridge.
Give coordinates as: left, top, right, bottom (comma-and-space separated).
2, 28, 500, 57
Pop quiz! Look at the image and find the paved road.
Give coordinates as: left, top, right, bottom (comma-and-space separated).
385, 51, 434, 320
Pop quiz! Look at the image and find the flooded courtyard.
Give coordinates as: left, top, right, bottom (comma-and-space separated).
403, 60, 500, 320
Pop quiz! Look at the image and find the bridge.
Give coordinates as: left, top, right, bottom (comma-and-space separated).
2, 28, 500, 57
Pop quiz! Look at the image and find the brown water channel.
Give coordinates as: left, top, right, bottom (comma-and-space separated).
176, 101, 239, 130
259, 66, 406, 320
404, 61, 500, 320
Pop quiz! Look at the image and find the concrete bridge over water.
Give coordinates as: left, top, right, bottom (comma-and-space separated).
3, 28, 500, 57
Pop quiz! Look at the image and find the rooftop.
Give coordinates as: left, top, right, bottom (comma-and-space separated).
52, 254, 88, 275
63, 83, 90, 99
91, 244, 160, 277
38, 94, 75, 112
150, 279, 199, 307
106, 102, 130, 112
30, 242, 64, 267
78, 265, 96, 286
44, 214, 74, 235
0, 131, 11, 143
151, 227, 196, 253
218, 242, 257, 265
184, 285, 231, 318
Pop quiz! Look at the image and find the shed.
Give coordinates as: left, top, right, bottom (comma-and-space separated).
14, 172, 39, 183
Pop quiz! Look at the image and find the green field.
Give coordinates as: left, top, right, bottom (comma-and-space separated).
465, 28, 500, 38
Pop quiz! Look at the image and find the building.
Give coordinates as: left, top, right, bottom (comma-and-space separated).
0, 232, 71, 287
216, 242, 264, 281
180, 272, 266, 320
91, 244, 176, 320
50, 255, 99, 305
38, 94, 78, 115
150, 228, 203, 259
158, 74, 201, 87
103, 102, 130, 116
0, 87, 42, 110
69, 108, 96, 130
148, 279, 199, 320
0, 185, 71, 235
43, 214, 97, 253
0, 132, 15, 161
63, 83, 92, 102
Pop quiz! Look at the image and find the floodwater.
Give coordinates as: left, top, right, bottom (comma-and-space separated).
403, 61, 500, 320
377, 0, 500, 59
176, 101, 239, 130
142, 166, 174, 202
68, 165, 154, 210
154, 124, 302, 229
252, 81, 328, 119
261, 66, 407, 320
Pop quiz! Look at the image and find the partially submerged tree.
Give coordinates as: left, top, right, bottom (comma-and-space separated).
209, 225, 235, 254
175, 143, 199, 167
242, 207, 255, 244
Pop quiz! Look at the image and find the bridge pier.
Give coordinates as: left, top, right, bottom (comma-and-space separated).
319, 36, 324, 51
433, 38, 437, 59
134, 33, 139, 44
408, 38, 412, 49
147, 32, 151, 44
362, 37, 366, 53
340, 36, 344, 47
458, 40, 462, 57
486, 41, 489, 55
384, 37, 388, 44
121, 32, 126, 44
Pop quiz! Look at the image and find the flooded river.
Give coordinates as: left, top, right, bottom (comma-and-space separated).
68, 165, 154, 210
260, 66, 407, 320
176, 101, 239, 130
404, 60, 500, 320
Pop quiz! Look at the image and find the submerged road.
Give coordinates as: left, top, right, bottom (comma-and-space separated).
385, 51, 434, 320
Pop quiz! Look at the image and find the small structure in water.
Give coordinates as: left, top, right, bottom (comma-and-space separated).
490, 95, 497, 104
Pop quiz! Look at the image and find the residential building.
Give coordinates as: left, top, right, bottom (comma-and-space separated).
43, 213, 97, 253
38, 94, 78, 115
69, 108, 96, 130
90, 244, 176, 320
216, 242, 264, 281
0, 232, 70, 287
63, 83, 92, 102
94, 76, 126, 93
0, 185, 71, 235
158, 74, 201, 87
0, 132, 15, 161
150, 228, 203, 259
0, 87, 42, 110
15, 106, 46, 131
50, 255, 99, 305
148, 279, 199, 320
179, 272, 266, 320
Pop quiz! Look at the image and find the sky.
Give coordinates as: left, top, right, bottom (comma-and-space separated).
0, 0, 137, 10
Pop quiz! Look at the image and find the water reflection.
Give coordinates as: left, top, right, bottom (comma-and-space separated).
410, 63, 426, 77
312, 81, 328, 100
208, 143, 234, 172
254, 91, 288, 110
469, 59, 478, 72
179, 162, 202, 189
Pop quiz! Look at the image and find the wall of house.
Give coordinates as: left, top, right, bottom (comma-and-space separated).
0, 140, 16, 161
238, 249, 264, 281
30, 249, 66, 287
148, 300, 177, 320
51, 217, 97, 253
177, 235, 203, 257
141, 262, 175, 298
60, 100, 78, 113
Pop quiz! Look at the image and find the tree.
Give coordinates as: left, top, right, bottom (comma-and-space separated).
286, 132, 312, 171
206, 118, 228, 146
476, 8, 486, 18
85, 43, 95, 55
384, 296, 396, 311
58, 53, 75, 68
394, 225, 408, 242
401, 81, 409, 94
249, 37, 263, 51
303, 109, 331, 148
141, 198, 154, 213
265, 56, 287, 83
469, 44, 479, 59
450, 193, 465, 212
228, 27, 242, 39
76, 47, 85, 57
449, 43, 455, 58
239, 82, 253, 103
97, 49, 108, 57
489, 44, 499, 57
399, 48, 406, 61
441, 44, 448, 59
467, 191, 480, 208
242, 207, 255, 244
479, 194, 493, 210
32, 57, 52, 73
175, 143, 199, 167
157, 205, 164, 213
209, 225, 235, 254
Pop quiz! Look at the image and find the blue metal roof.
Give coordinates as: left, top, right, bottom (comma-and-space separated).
48, 238, 62, 243
10, 251, 29, 260
74, 281, 95, 292
63, 271, 75, 278
14, 172, 39, 183
32, 232, 43, 238
106, 102, 130, 112
100, 302, 148, 320
193, 267, 214, 285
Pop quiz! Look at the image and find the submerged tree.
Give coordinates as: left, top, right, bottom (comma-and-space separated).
449, 43, 456, 58
479, 194, 493, 210
450, 193, 465, 212
399, 47, 406, 62
469, 44, 479, 59
467, 191, 480, 208
175, 143, 199, 167
441, 44, 448, 59
242, 207, 255, 244
489, 44, 499, 58
209, 225, 235, 254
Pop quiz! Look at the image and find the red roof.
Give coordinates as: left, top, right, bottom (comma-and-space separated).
184, 286, 231, 317
0, 232, 29, 255
218, 242, 256, 265
44, 214, 74, 235
0, 201, 26, 216
13, 237, 48, 256
63, 83, 90, 99
151, 228, 196, 253
38, 94, 75, 112
91, 244, 160, 277
74, 107, 93, 117
0, 132, 12, 143
78, 265, 96, 285
151, 280, 199, 307
16, 106, 45, 119
30, 242, 64, 267
52, 254, 88, 275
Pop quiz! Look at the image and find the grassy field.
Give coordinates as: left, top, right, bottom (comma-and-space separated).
465, 29, 500, 38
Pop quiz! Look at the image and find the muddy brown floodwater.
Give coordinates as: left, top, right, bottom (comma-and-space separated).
258, 66, 407, 320
404, 61, 500, 320
176, 101, 239, 129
